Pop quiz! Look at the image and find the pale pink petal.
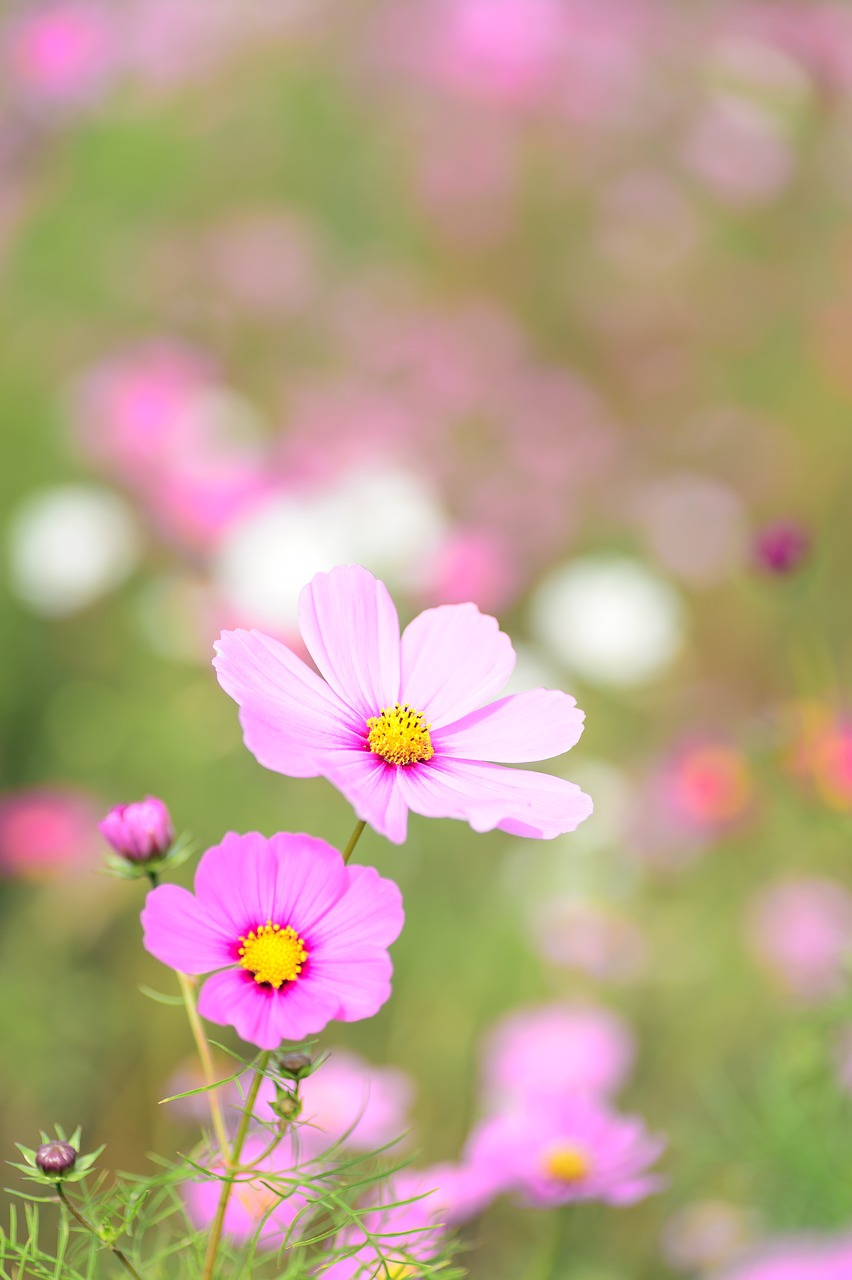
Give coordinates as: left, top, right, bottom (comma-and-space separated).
309, 865, 405, 953
400, 604, 515, 728
141, 884, 234, 974
397, 759, 593, 839
298, 566, 401, 718
322, 751, 410, 844
214, 629, 359, 777
434, 689, 585, 763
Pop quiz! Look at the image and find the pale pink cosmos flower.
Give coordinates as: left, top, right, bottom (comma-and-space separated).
184, 1132, 311, 1246
482, 1003, 635, 1110
465, 1095, 665, 1208
746, 876, 852, 1003
256, 1049, 414, 1154
214, 564, 591, 845
715, 1234, 852, 1280
141, 832, 404, 1049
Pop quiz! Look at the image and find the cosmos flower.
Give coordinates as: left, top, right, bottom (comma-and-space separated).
141, 831, 404, 1049
183, 1133, 310, 1246
214, 563, 591, 844
464, 1095, 665, 1208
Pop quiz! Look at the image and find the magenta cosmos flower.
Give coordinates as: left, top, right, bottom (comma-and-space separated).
141, 832, 404, 1050
214, 564, 592, 844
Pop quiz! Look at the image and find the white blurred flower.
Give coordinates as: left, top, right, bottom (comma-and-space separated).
213, 464, 448, 630
7, 484, 141, 616
529, 556, 685, 687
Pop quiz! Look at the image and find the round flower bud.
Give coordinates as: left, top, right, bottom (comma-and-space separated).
275, 1051, 312, 1080
754, 521, 810, 576
35, 1140, 77, 1176
99, 796, 174, 863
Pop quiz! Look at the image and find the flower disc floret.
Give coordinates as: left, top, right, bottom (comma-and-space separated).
141, 831, 404, 1049
544, 1144, 590, 1183
214, 564, 593, 844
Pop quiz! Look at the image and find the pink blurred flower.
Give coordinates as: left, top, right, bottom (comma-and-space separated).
4, 2, 119, 105
0, 787, 99, 879
256, 1049, 414, 1154
141, 831, 404, 1049
747, 876, 852, 1003
99, 796, 173, 863
716, 1234, 852, 1280
465, 1095, 665, 1207
214, 564, 592, 845
786, 703, 852, 811
317, 1172, 451, 1278
184, 1133, 310, 1246
532, 900, 648, 983
661, 741, 755, 836
481, 1003, 635, 1109
683, 96, 794, 208
662, 1198, 760, 1272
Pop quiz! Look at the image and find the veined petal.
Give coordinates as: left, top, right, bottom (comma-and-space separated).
309, 864, 405, 953
434, 689, 585, 763
322, 751, 410, 845
400, 603, 515, 728
268, 833, 349, 934
306, 953, 394, 1023
141, 884, 234, 974
214, 629, 358, 776
298, 565, 401, 718
193, 832, 283, 935
397, 759, 593, 839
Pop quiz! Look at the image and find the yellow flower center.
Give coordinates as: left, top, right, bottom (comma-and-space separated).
238, 921, 307, 988
366, 704, 434, 767
543, 1144, 590, 1183
235, 1181, 280, 1219
371, 1266, 416, 1280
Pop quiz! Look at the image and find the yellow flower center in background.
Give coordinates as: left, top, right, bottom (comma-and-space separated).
371, 1265, 416, 1280
543, 1144, 590, 1184
367, 704, 434, 767
238, 921, 307, 988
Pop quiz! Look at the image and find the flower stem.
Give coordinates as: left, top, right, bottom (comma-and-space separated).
176, 971, 231, 1160
342, 819, 367, 864
201, 1051, 271, 1280
56, 1185, 144, 1280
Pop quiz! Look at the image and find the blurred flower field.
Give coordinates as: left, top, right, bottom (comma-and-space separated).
3, 1, 852, 1276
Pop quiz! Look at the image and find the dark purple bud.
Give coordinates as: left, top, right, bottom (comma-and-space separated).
275, 1051, 312, 1080
99, 796, 174, 862
754, 521, 810, 576
36, 1140, 77, 1176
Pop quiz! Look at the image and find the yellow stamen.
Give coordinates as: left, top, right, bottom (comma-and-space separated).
371, 1266, 416, 1280
366, 703, 434, 767
543, 1144, 590, 1183
238, 920, 307, 988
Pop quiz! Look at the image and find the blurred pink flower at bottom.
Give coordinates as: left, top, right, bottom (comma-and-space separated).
747, 876, 852, 1002
184, 1134, 310, 1246
716, 1234, 852, 1280
0, 787, 99, 879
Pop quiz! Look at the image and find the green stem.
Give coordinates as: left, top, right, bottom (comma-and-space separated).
342, 819, 367, 865
176, 972, 231, 1160
201, 1051, 271, 1280
56, 1185, 144, 1280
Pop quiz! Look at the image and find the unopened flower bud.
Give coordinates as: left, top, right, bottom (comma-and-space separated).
35, 1140, 77, 1176
270, 1090, 302, 1122
275, 1051, 312, 1080
754, 521, 810, 576
99, 796, 174, 863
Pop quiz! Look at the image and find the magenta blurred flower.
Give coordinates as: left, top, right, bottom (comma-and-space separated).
141, 832, 404, 1049
256, 1049, 414, 1154
754, 519, 811, 575
0, 787, 99, 879
482, 1002, 635, 1109
214, 564, 591, 845
4, 2, 118, 105
716, 1234, 852, 1280
747, 876, 852, 1003
184, 1133, 309, 1246
465, 1095, 665, 1207
99, 796, 173, 863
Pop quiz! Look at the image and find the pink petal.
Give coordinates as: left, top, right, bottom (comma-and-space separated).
397, 759, 593, 839
269, 832, 349, 933
141, 884, 234, 974
400, 603, 515, 728
309, 865, 405, 953
323, 750, 410, 844
306, 953, 394, 1023
213, 629, 358, 777
193, 832, 281, 935
298, 566, 401, 719
434, 689, 585, 763
198, 969, 340, 1049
